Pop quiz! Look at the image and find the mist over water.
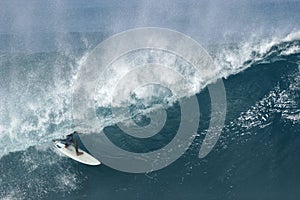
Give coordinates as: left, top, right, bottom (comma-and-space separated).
0, 0, 300, 199
1, 0, 299, 52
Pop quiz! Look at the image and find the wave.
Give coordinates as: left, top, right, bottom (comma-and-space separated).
0, 31, 299, 159
212, 31, 300, 78
224, 71, 300, 138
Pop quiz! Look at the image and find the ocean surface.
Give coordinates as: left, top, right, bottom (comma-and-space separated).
0, 1, 300, 199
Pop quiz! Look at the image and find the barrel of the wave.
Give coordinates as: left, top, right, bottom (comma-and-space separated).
72, 27, 227, 173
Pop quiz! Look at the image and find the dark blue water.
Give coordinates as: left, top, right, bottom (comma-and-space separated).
1, 1, 300, 199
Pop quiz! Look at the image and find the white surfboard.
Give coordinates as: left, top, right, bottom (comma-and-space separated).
53, 141, 101, 166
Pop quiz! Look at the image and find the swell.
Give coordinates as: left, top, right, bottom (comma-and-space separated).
0, 31, 299, 158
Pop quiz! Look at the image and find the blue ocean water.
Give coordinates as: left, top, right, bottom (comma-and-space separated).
0, 1, 300, 199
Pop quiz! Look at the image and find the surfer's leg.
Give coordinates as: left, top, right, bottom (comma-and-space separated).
64, 137, 73, 148
63, 140, 70, 148
74, 140, 83, 156
59, 139, 70, 148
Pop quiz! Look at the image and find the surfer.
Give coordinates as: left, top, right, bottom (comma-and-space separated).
62, 131, 83, 156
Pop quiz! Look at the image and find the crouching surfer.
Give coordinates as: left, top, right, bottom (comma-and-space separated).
61, 131, 83, 156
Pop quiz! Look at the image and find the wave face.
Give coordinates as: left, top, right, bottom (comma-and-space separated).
0, 12, 300, 199
0, 30, 299, 198
1, 32, 299, 158
1, 0, 300, 198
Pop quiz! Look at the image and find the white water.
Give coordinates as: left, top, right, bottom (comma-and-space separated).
0, 31, 299, 160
